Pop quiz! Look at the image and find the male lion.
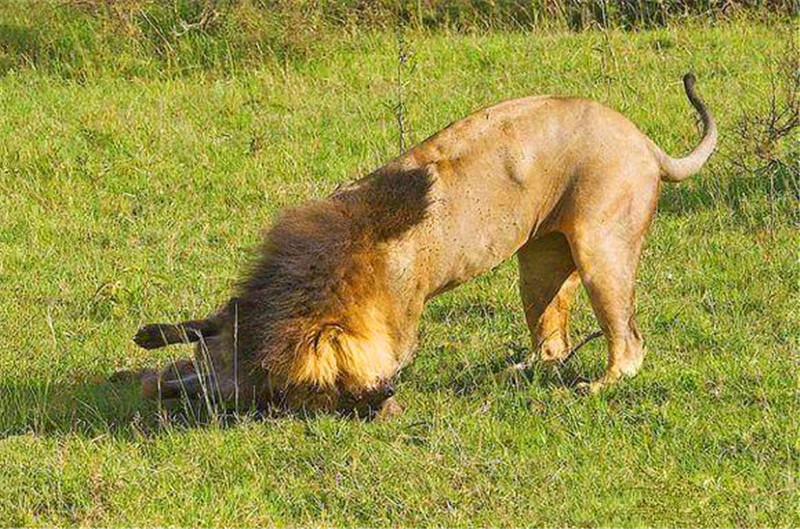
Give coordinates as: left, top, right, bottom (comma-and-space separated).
132, 73, 716, 418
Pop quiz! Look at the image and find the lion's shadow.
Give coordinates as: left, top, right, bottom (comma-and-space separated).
411, 341, 602, 399
2, 340, 603, 438
0, 374, 264, 440
1, 372, 405, 439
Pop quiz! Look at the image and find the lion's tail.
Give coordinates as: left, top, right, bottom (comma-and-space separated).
650, 73, 718, 183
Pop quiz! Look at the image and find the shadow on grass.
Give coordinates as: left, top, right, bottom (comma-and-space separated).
0, 375, 258, 440
1, 376, 148, 439
412, 341, 599, 398
0, 23, 40, 75
1, 350, 600, 439
0, 370, 399, 439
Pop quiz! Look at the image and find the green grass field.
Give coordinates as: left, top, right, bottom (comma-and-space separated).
0, 17, 797, 527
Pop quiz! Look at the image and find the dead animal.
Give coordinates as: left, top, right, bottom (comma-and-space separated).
132, 73, 716, 419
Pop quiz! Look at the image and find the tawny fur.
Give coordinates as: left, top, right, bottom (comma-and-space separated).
132, 73, 716, 414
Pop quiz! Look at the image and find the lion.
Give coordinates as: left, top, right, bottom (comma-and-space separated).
131, 73, 716, 419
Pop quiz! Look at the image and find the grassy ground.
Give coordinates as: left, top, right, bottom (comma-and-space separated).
0, 19, 797, 527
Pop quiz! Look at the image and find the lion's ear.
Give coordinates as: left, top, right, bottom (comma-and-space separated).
287, 326, 342, 388
286, 318, 396, 393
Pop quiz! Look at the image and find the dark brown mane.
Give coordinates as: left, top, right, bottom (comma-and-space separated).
232, 166, 432, 396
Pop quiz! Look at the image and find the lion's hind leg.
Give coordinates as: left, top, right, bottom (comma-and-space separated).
565, 184, 657, 393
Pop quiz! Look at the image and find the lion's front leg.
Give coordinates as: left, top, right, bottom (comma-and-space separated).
140, 358, 198, 400
516, 233, 579, 367
374, 396, 403, 421
535, 271, 581, 363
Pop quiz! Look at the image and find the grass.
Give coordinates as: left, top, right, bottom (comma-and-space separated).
0, 0, 796, 78
0, 18, 798, 527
